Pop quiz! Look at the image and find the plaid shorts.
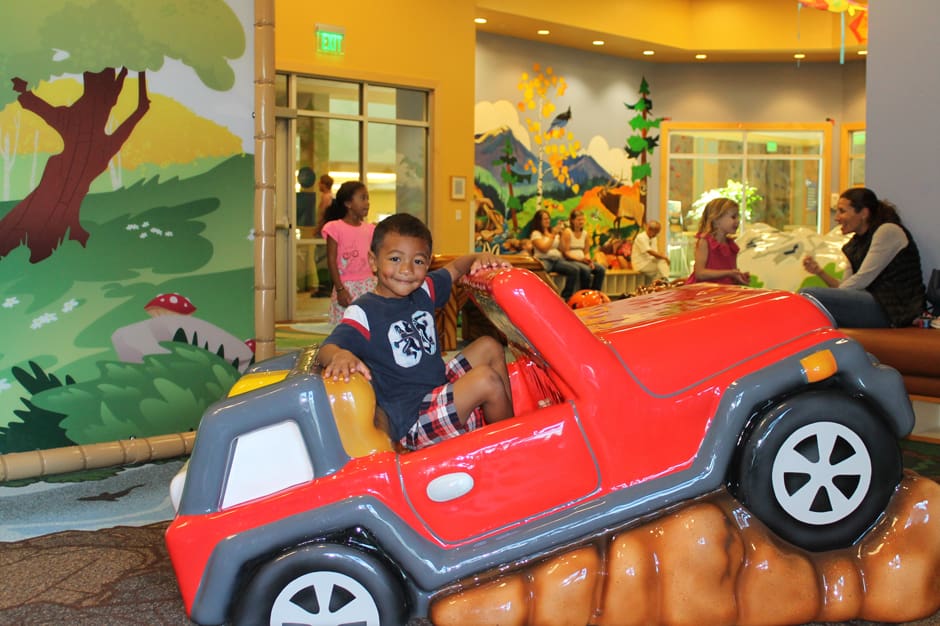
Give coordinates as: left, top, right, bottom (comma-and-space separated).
401, 354, 485, 450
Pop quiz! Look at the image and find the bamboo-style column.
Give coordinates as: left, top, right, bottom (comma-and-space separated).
253, 0, 277, 362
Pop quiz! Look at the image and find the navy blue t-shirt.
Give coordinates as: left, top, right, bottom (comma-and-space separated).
322, 268, 452, 440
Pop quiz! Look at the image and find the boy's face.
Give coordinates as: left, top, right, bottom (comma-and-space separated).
369, 232, 431, 298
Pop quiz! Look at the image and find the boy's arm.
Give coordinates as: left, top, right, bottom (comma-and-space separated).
317, 343, 372, 381
444, 252, 510, 283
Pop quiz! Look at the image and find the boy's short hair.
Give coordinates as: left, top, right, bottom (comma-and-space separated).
371, 214, 433, 255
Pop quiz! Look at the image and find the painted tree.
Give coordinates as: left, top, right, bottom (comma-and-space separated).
517, 64, 581, 212
492, 134, 531, 230
0, 0, 245, 263
624, 76, 664, 213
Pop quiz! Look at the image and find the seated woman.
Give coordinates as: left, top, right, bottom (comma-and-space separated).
527, 209, 583, 301
561, 209, 605, 292
800, 187, 926, 328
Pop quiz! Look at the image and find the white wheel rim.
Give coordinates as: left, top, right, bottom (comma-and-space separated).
771, 421, 872, 525
270, 570, 381, 626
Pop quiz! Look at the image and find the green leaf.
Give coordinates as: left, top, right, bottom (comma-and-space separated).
631, 163, 652, 182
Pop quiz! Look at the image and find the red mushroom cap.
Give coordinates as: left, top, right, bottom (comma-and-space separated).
244, 339, 256, 353
144, 293, 196, 316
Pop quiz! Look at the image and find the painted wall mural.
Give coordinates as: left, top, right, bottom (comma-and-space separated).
0, 0, 254, 456
474, 66, 658, 261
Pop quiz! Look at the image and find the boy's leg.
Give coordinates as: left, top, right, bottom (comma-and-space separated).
453, 336, 513, 424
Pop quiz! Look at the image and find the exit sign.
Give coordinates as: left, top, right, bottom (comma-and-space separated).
316, 24, 345, 55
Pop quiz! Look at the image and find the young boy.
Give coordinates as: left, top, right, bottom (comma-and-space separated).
316, 214, 514, 450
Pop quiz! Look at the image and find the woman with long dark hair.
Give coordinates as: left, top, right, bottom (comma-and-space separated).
801, 187, 926, 327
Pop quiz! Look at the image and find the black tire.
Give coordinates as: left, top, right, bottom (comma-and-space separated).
732, 390, 902, 552
234, 543, 406, 626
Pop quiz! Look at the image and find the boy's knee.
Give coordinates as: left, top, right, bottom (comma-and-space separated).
471, 334, 502, 355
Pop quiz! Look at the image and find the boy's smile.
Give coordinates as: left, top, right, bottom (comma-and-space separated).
369, 232, 431, 298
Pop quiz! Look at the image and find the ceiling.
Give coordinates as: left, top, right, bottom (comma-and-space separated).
473, 0, 868, 63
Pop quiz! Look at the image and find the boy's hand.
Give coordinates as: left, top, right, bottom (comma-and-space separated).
322, 348, 372, 382
469, 253, 511, 274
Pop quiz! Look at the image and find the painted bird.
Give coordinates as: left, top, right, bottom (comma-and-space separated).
548, 106, 572, 132
78, 483, 145, 502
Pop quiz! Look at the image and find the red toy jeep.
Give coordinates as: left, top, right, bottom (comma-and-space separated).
166, 267, 913, 625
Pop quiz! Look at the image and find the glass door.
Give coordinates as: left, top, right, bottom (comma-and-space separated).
276, 73, 430, 322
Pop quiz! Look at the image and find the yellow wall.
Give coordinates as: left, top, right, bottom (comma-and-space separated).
275, 0, 476, 253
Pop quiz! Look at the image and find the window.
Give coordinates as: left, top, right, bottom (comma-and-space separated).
841, 123, 866, 190
661, 123, 832, 273
221, 421, 314, 509
276, 74, 430, 226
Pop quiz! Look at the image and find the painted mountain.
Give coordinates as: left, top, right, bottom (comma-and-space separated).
474, 127, 616, 196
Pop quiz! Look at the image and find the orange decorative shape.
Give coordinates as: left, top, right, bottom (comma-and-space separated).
430, 574, 528, 626
530, 547, 600, 626
567, 289, 611, 309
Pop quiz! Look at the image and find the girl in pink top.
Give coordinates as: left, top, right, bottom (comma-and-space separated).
320, 181, 378, 323
686, 197, 750, 286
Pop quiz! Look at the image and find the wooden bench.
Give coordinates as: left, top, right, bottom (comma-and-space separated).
840, 327, 940, 402
550, 268, 650, 297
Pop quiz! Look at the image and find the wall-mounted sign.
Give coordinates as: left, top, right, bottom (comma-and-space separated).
316, 24, 345, 56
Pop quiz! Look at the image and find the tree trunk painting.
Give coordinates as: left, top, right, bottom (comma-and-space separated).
0, 68, 150, 263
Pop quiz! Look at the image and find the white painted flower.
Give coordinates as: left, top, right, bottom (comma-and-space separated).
0, 378, 11, 392
141, 221, 150, 228
140, 232, 148, 239
31, 312, 58, 326
164, 231, 174, 237
126, 223, 140, 231
62, 299, 79, 313
150, 227, 163, 235
2, 297, 19, 308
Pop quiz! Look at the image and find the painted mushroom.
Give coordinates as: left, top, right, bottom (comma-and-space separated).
145, 293, 196, 317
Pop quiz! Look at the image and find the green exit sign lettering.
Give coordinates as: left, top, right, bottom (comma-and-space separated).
316, 24, 345, 55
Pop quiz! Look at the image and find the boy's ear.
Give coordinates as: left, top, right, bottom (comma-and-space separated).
368, 250, 378, 272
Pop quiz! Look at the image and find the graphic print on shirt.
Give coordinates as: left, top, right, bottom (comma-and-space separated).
389, 310, 437, 367
340, 248, 360, 271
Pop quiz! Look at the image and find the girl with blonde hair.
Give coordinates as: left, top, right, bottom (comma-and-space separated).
686, 197, 749, 285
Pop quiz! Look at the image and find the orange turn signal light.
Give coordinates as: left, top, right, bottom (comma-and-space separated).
800, 350, 837, 383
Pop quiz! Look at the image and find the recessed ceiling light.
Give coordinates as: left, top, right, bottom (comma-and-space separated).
695, 54, 707, 60
537, 29, 550, 36
858, 49, 868, 56
592, 40, 605, 46
474, 17, 487, 24
642, 50, 655, 56
794, 53, 806, 59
